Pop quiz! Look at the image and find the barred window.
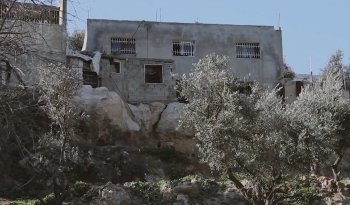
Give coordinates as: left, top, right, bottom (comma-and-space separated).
236, 43, 260, 59
172, 41, 195, 56
111, 38, 135, 54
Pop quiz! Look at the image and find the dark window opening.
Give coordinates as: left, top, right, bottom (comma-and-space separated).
236, 43, 260, 59
173, 41, 194, 56
111, 38, 135, 54
114, 62, 121, 73
145, 64, 163, 83
83, 70, 100, 88
83, 61, 90, 70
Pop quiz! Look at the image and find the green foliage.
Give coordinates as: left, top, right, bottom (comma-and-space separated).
67, 30, 85, 51
42, 193, 55, 204
124, 181, 171, 205
11, 199, 40, 205
177, 53, 350, 204
179, 175, 226, 195
280, 63, 295, 79
69, 181, 90, 197
286, 180, 325, 205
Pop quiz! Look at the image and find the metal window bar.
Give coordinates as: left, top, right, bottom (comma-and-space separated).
0, 2, 59, 24
111, 38, 136, 54
236, 43, 260, 59
173, 41, 194, 56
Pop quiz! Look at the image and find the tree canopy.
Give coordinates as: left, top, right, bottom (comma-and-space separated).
178, 52, 350, 205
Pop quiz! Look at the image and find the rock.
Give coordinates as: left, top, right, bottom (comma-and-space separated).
173, 182, 199, 197
129, 102, 166, 133
318, 176, 337, 193
224, 187, 247, 204
176, 194, 191, 205
156, 102, 189, 135
75, 85, 140, 132
99, 182, 132, 205
324, 193, 350, 205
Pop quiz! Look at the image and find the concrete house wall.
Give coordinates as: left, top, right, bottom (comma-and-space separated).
83, 19, 283, 103
0, 0, 67, 85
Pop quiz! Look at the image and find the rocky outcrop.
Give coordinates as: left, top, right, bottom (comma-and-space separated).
99, 182, 132, 205
75, 85, 140, 132
129, 102, 166, 133
156, 102, 187, 135
75, 86, 195, 152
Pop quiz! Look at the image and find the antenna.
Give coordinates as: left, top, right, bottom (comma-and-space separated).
160, 8, 162, 22
278, 12, 281, 29
156, 9, 158, 21
309, 56, 313, 82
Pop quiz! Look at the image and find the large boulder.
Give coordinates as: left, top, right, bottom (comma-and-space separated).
129, 102, 166, 133
75, 85, 140, 132
99, 182, 132, 205
156, 102, 187, 134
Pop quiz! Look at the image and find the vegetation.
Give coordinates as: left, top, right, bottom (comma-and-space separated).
177, 53, 350, 204
67, 29, 85, 51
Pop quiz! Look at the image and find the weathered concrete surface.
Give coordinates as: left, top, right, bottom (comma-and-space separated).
83, 20, 283, 104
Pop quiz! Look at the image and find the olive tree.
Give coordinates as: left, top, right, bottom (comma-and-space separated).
177, 54, 317, 205
37, 63, 83, 204
67, 29, 85, 51
288, 51, 350, 181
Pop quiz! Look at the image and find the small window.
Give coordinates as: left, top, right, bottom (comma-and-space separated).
145, 64, 163, 83
236, 43, 260, 59
111, 38, 136, 54
173, 41, 194, 56
113, 62, 121, 73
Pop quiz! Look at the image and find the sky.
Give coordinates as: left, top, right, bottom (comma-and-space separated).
67, 0, 350, 74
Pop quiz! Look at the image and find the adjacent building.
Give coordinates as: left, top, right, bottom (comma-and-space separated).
83, 19, 283, 103
0, 0, 67, 85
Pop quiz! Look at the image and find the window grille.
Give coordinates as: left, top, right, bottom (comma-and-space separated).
236, 43, 260, 59
0, 2, 60, 24
172, 41, 194, 56
111, 38, 135, 54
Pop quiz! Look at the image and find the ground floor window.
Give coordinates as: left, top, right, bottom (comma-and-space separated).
144, 64, 163, 83
113, 61, 121, 73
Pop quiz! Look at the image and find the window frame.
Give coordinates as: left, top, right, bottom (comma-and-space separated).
111, 37, 136, 54
172, 40, 195, 56
235, 43, 261, 59
144, 64, 164, 84
112, 60, 121, 74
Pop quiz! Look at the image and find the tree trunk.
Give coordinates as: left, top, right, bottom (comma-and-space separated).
331, 151, 343, 181
227, 168, 265, 205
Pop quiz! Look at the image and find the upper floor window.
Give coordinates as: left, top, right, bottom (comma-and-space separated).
111, 38, 135, 54
173, 41, 194, 56
236, 43, 260, 59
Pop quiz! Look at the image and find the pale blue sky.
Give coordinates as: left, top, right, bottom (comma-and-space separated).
67, 0, 350, 74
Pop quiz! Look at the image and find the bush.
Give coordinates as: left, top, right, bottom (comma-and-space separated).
69, 181, 90, 197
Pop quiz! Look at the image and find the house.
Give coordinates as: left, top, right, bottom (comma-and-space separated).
82, 19, 284, 103
0, 0, 67, 85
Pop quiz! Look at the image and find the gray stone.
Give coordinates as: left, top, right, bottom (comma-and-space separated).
100, 182, 132, 205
